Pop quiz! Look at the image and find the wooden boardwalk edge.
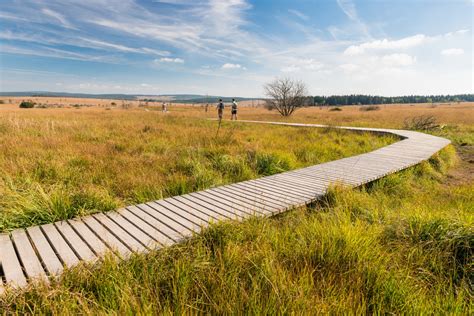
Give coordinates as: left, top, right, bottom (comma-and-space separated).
0, 120, 451, 292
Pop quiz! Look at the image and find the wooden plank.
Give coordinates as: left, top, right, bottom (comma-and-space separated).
219, 184, 291, 208
106, 211, 158, 250
256, 176, 321, 196
232, 182, 307, 205
194, 190, 269, 216
11, 229, 47, 281
158, 199, 212, 226
169, 196, 229, 221
0, 234, 27, 288
181, 194, 245, 220
93, 213, 147, 253
67, 219, 110, 258
135, 204, 193, 238
241, 179, 312, 200
146, 202, 201, 232
250, 178, 315, 198
187, 192, 256, 218
41, 223, 79, 268
205, 188, 286, 218
117, 208, 174, 247
126, 205, 185, 242
212, 186, 287, 214
82, 216, 131, 258
55, 221, 97, 262
26, 226, 63, 275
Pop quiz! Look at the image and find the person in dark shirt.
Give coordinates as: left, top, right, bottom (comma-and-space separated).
217, 99, 224, 120
231, 98, 238, 120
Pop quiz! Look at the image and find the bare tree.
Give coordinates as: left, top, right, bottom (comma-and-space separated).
264, 78, 308, 116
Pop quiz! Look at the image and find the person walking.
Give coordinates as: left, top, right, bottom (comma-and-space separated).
231, 98, 238, 120
217, 99, 224, 121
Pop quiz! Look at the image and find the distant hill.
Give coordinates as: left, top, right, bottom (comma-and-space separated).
0, 91, 259, 102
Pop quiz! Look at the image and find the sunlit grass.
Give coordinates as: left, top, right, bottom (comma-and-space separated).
1, 146, 471, 314
0, 109, 395, 231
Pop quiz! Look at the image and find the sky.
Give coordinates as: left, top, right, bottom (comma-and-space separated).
0, 0, 472, 97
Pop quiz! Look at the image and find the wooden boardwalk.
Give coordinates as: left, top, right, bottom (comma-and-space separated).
0, 121, 451, 293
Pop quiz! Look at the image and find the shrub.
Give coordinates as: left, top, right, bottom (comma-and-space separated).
404, 115, 439, 131
329, 107, 342, 112
19, 101, 35, 108
0, 100, 4, 104
360, 105, 380, 111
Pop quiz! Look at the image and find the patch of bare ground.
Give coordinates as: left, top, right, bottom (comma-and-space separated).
445, 145, 474, 185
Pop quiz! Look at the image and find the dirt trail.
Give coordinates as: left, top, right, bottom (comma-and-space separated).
446, 145, 474, 185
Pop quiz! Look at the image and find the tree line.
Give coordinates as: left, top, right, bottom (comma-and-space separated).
310, 94, 474, 106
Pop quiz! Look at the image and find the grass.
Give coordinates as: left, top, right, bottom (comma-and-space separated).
0, 101, 472, 313
0, 108, 395, 232
1, 146, 471, 314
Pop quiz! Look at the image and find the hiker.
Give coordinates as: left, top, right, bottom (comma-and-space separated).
231, 98, 238, 120
217, 99, 224, 120
162, 102, 167, 113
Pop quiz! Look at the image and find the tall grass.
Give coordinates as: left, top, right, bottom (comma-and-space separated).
1, 146, 471, 314
0, 109, 395, 231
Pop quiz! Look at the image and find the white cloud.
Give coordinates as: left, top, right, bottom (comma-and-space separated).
281, 65, 300, 73
41, 8, 75, 29
280, 58, 324, 73
157, 57, 184, 63
336, 0, 371, 38
381, 53, 416, 66
288, 9, 309, 21
344, 34, 427, 55
221, 63, 244, 69
441, 48, 464, 56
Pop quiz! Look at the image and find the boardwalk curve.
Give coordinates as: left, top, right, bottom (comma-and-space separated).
0, 121, 451, 293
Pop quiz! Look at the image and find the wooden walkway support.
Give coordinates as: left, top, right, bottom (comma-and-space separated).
0, 121, 451, 293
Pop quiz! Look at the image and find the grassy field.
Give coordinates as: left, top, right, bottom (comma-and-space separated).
0, 100, 472, 313
0, 106, 395, 232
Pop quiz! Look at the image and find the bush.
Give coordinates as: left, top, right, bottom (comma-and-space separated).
19, 101, 35, 108
329, 107, 342, 112
404, 115, 440, 131
359, 105, 380, 111
0, 100, 4, 104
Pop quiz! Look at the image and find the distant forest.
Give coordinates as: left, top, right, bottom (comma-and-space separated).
310, 94, 474, 106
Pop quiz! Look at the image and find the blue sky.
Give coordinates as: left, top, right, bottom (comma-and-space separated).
0, 0, 472, 97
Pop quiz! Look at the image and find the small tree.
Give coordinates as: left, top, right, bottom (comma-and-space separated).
264, 78, 308, 116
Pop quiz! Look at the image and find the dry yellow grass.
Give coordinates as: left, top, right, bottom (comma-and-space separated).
0, 103, 395, 231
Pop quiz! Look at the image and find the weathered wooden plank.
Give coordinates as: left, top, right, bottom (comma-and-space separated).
158, 199, 212, 226
219, 184, 291, 209
117, 208, 174, 247
93, 213, 147, 253
41, 223, 79, 268
249, 178, 315, 198
146, 202, 202, 233
55, 221, 96, 262
106, 211, 158, 250
67, 219, 110, 258
126, 205, 184, 242
0, 234, 27, 288
135, 204, 193, 238
238, 180, 310, 202
169, 196, 229, 221
11, 229, 47, 281
213, 186, 287, 215
197, 189, 272, 216
179, 195, 243, 220
82, 216, 131, 258
187, 192, 257, 217
26, 226, 63, 275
